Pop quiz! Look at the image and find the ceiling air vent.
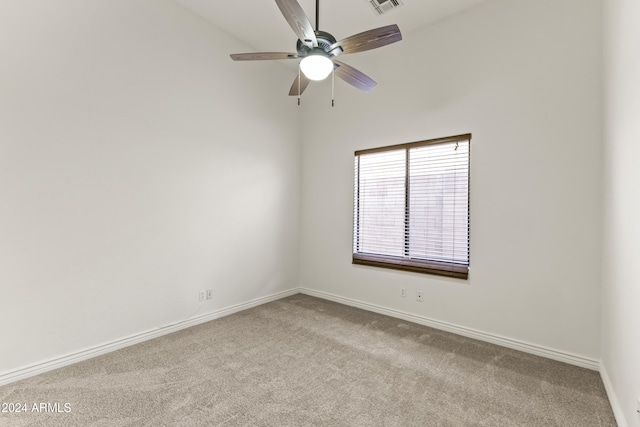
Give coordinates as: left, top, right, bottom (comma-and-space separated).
367, 0, 403, 15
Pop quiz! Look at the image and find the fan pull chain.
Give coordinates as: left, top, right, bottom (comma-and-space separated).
331, 67, 335, 107
298, 66, 301, 106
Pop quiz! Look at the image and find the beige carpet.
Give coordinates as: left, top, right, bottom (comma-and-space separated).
0, 295, 616, 426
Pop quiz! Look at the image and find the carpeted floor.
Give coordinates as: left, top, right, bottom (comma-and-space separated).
0, 295, 616, 426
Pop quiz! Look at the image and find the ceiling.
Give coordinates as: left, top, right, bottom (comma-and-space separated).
175, 0, 489, 55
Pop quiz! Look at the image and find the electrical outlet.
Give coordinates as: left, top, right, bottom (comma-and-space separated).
400, 288, 406, 297
417, 291, 423, 302
206, 289, 213, 300
198, 290, 206, 301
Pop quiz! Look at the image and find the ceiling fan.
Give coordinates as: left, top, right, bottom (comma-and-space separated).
230, 0, 402, 99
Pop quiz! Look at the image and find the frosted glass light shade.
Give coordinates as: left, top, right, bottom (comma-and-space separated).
300, 55, 333, 81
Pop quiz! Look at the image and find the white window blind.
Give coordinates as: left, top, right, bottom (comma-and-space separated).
353, 134, 470, 279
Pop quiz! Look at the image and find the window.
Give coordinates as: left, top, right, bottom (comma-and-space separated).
353, 134, 470, 279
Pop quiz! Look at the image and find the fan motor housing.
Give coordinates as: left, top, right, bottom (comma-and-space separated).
297, 31, 341, 57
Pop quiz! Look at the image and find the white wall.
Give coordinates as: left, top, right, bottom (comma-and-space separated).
299, 0, 603, 361
602, 0, 640, 425
0, 0, 300, 375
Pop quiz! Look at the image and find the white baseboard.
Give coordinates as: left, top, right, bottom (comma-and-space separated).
299, 288, 600, 371
0, 287, 604, 389
600, 362, 628, 427
0, 288, 299, 387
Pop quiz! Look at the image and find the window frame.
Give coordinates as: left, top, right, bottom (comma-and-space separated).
352, 133, 471, 279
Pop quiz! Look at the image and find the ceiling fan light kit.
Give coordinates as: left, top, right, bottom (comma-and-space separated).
299, 53, 333, 81
230, 0, 402, 105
